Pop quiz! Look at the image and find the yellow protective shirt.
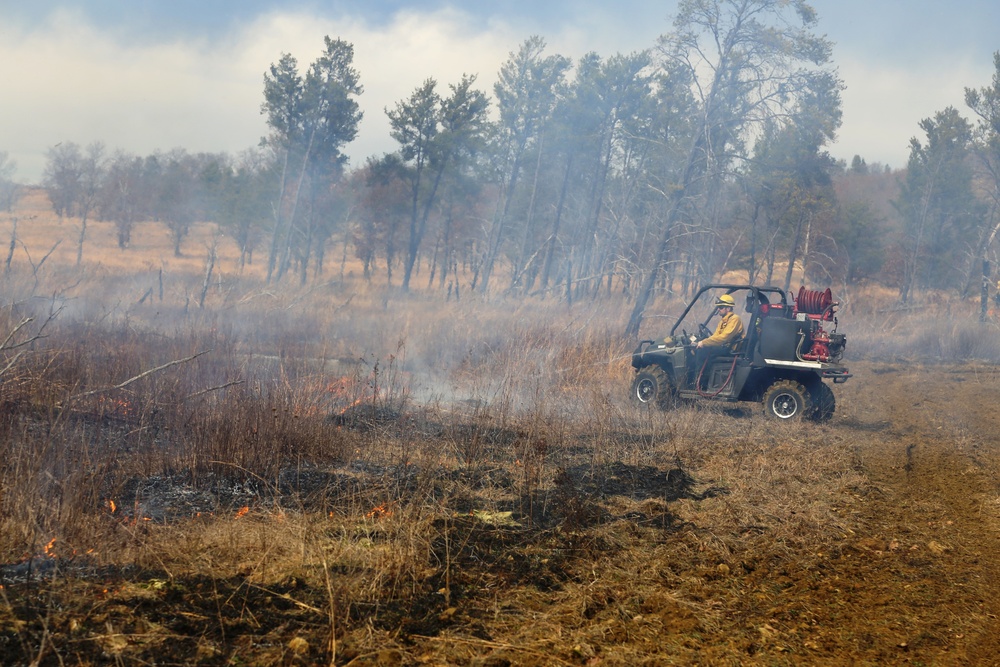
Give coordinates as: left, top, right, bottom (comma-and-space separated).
701, 311, 744, 352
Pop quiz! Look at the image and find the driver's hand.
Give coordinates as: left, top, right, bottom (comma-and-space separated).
696, 341, 702, 348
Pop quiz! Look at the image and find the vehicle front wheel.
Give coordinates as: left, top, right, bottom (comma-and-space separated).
631, 367, 675, 409
762, 379, 811, 420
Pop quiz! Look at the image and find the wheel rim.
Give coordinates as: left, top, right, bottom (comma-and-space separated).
635, 378, 656, 403
770, 391, 800, 419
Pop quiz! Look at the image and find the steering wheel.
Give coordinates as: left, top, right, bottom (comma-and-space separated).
697, 322, 712, 340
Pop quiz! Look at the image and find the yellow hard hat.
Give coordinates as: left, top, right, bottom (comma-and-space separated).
715, 294, 736, 308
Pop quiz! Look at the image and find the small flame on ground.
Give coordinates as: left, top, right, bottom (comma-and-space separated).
43, 538, 57, 557
235, 506, 249, 519
98, 396, 138, 417
337, 396, 367, 415
109, 499, 117, 513
366, 504, 393, 520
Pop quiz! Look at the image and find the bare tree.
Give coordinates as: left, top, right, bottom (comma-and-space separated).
0, 151, 21, 213
99, 150, 144, 249
41, 141, 106, 264
625, 0, 841, 337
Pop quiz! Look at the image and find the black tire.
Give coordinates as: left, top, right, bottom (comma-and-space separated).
809, 382, 836, 422
762, 379, 811, 420
631, 367, 675, 409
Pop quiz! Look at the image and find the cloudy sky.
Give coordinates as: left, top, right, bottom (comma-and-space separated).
1, 0, 998, 183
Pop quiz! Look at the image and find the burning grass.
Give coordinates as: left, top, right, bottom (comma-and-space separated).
4, 201, 1000, 663
0, 284, 872, 664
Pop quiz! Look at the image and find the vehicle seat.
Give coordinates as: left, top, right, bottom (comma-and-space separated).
730, 335, 748, 357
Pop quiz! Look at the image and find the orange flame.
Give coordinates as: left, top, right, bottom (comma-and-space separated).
337, 395, 367, 415
43, 538, 56, 557
98, 396, 137, 418
366, 504, 393, 520
235, 506, 249, 519
109, 499, 117, 514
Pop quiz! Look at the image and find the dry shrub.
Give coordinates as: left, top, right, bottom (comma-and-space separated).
2, 198, 995, 663
834, 285, 1000, 362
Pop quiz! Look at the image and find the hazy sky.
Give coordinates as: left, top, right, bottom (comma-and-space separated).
1, 0, 998, 183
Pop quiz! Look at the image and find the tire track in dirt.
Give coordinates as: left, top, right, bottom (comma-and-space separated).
837, 362, 1000, 663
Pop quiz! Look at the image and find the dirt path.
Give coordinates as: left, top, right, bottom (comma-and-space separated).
5, 362, 1000, 666
395, 363, 1000, 666
823, 362, 1000, 663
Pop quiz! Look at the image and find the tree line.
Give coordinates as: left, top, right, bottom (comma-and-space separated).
8, 0, 1000, 334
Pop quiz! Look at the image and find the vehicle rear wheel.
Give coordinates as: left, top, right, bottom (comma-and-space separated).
809, 381, 836, 422
762, 379, 811, 420
631, 367, 675, 409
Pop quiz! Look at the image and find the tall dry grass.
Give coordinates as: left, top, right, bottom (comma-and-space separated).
1, 193, 998, 662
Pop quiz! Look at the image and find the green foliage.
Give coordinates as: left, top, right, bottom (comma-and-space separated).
201, 148, 278, 269
626, 0, 842, 335
837, 200, 885, 284
386, 75, 490, 291
965, 52, 1000, 285
31, 22, 1000, 314
260, 36, 364, 283
479, 37, 572, 294
894, 107, 982, 300
156, 153, 199, 256
747, 107, 839, 289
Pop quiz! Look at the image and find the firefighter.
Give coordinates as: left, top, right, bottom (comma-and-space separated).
692, 293, 745, 389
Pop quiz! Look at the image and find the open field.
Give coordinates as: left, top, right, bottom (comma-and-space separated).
2, 194, 1000, 665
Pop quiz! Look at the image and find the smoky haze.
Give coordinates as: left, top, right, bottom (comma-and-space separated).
0, 1, 997, 183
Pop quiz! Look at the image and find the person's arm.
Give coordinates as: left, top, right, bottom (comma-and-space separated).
701, 314, 742, 346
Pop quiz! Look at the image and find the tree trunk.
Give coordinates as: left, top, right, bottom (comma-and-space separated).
76, 216, 87, 266
783, 213, 805, 294
511, 134, 546, 292
480, 144, 526, 294
624, 132, 707, 337
540, 154, 573, 291
403, 160, 446, 291
266, 149, 292, 283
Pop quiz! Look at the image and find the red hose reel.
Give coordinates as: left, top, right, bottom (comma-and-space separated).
793, 286, 844, 363
794, 286, 835, 320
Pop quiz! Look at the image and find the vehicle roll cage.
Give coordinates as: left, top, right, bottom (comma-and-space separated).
669, 284, 789, 338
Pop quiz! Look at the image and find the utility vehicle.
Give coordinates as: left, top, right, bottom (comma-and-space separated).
630, 284, 850, 420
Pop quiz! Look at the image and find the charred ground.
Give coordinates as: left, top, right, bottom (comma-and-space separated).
3, 358, 1000, 666
3, 193, 1000, 665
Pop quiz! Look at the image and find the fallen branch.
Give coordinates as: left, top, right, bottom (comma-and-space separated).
246, 583, 323, 614
0, 317, 35, 351
70, 350, 211, 400
184, 379, 245, 401
0, 350, 25, 378
410, 634, 575, 665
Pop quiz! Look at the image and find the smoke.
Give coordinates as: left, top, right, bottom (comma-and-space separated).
0, 7, 521, 183
3, 3, 995, 184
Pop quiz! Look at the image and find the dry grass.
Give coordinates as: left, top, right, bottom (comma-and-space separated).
3, 193, 1000, 664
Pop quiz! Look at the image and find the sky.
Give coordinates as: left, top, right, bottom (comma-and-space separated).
1, 0, 998, 184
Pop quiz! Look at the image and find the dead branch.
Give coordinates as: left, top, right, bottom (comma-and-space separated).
184, 379, 245, 401
410, 635, 575, 666
246, 583, 323, 614
19, 238, 62, 278
0, 350, 25, 377
70, 350, 211, 400
0, 317, 34, 350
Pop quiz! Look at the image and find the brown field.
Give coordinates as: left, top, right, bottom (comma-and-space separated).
2, 194, 1000, 666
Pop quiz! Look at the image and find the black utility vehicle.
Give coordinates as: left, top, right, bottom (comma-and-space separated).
630, 284, 851, 420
